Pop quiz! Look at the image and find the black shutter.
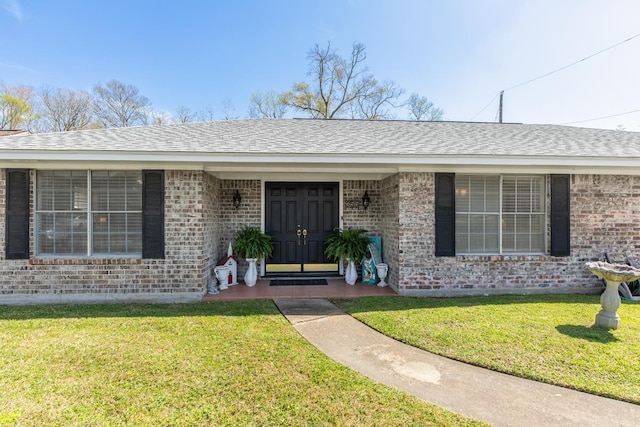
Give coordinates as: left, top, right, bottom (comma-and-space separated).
142, 170, 165, 259
6, 169, 30, 259
435, 173, 455, 256
550, 174, 570, 257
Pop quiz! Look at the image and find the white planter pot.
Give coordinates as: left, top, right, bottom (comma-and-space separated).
345, 260, 357, 285
376, 263, 388, 287
244, 258, 258, 287
214, 265, 229, 291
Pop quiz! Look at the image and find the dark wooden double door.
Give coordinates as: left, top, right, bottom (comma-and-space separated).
265, 182, 339, 274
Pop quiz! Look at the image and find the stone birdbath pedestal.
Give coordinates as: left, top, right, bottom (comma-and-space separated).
585, 261, 640, 329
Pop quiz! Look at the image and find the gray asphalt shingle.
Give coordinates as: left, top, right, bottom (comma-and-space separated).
2, 118, 640, 158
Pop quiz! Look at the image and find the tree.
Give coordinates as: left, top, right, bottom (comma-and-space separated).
197, 105, 216, 122
0, 84, 37, 130
0, 94, 30, 129
144, 109, 174, 126
92, 80, 151, 127
282, 42, 404, 120
38, 87, 93, 132
353, 80, 404, 120
220, 98, 238, 120
406, 93, 444, 121
175, 105, 197, 123
248, 90, 288, 118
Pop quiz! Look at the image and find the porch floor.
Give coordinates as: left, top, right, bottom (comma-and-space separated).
202, 277, 397, 301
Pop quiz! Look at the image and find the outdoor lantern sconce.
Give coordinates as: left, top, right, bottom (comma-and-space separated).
362, 191, 371, 210
232, 190, 242, 209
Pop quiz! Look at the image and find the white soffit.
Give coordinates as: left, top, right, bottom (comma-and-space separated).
3, 149, 640, 172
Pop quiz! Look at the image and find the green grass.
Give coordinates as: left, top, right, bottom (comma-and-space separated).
0, 301, 482, 427
333, 294, 640, 404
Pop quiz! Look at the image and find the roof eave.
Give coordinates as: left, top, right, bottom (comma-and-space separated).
3, 151, 640, 175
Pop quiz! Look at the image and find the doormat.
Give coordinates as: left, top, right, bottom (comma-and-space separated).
269, 279, 328, 286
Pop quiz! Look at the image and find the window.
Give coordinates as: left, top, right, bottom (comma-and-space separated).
36, 171, 142, 256
455, 175, 546, 254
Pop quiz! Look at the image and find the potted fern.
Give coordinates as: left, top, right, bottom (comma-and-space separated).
324, 228, 369, 285
234, 226, 273, 287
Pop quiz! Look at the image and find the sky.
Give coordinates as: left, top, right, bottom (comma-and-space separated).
2, 0, 640, 131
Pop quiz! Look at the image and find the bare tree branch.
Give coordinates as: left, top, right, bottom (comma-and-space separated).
282, 42, 404, 120
248, 90, 288, 118
221, 98, 238, 120
92, 80, 151, 127
406, 93, 444, 121
356, 80, 404, 120
38, 87, 93, 132
198, 105, 216, 122
175, 105, 197, 123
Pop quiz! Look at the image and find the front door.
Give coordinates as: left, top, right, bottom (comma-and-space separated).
265, 182, 339, 274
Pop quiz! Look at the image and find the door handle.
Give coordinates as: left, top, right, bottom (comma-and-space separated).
297, 228, 302, 245
302, 229, 307, 245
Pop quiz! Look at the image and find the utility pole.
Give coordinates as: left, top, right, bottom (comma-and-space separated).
498, 91, 504, 123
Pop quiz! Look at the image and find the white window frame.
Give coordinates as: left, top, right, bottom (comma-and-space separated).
35, 170, 142, 257
455, 174, 547, 255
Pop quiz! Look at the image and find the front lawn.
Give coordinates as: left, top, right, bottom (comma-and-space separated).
0, 301, 482, 427
333, 294, 640, 404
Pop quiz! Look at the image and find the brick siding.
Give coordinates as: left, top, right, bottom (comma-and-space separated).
342, 172, 629, 294
387, 172, 615, 294
342, 180, 381, 235
342, 178, 401, 289
218, 179, 262, 277
0, 170, 216, 300
396, 172, 436, 291
380, 174, 400, 290
2, 169, 631, 301
202, 172, 221, 290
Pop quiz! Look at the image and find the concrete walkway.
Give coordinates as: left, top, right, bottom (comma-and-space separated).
274, 298, 640, 427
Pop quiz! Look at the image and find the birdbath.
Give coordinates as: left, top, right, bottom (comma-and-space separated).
585, 261, 640, 329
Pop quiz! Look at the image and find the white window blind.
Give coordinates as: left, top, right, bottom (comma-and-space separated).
36, 171, 88, 255
455, 175, 545, 254
91, 171, 142, 254
35, 170, 142, 256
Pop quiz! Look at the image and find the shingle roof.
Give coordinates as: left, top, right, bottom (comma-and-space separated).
2, 118, 640, 158
4, 119, 640, 176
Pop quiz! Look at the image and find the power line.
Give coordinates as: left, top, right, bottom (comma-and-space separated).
468, 32, 640, 121
503, 32, 640, 92
562, 108, 640, 125
469, 93, 499, 121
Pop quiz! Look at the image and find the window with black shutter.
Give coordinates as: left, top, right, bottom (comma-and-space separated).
6, 169, 30, 259
438, 173, 548, 256
550, 174, 570, 257
142, 170, 165, 259
435, 173, 456, 256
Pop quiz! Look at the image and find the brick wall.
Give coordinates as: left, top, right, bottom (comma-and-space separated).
342, 180, 381, 235
396, 172, 435, 291
570, 174, 640, 257
0, 172, 266, 301
341, 178, 401, 289
0, 169, 212, 301
165, 170, 205, 261
380, 174, 400, 289
3, 169, 634, 300
202, 173, 221, 289
219, 179, 262, 277
391, 172, 616, 295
